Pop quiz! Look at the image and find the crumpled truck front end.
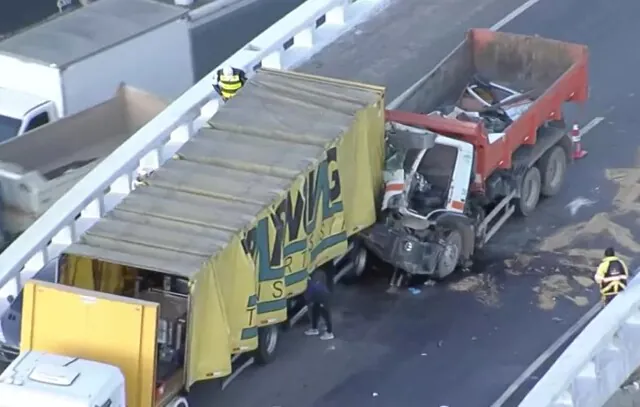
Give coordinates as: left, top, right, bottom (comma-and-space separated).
360, 220, 442, 276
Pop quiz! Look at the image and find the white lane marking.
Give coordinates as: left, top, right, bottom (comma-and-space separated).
490, 303, 603, 407
490, 0, 542, 30
580, 116, 605, 137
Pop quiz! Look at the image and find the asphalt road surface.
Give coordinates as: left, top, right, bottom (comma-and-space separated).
187, 0, 640, 406
0, 0, 61, 37
189, 0, 306, 79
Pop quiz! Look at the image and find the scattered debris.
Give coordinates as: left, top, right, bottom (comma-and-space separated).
421, 352, 428, 356
533, 274, 590, 310
431, 77, 533, 134
408, 287, 421, 295
540, 213, 640, 263
572, 275, 595, 288
372, 392, 379, 397
437, 340, 444, 348
606, 152, 640, 213
448, 274, 501, 307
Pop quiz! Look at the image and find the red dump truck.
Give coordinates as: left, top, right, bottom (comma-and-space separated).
357, 29, 589, 284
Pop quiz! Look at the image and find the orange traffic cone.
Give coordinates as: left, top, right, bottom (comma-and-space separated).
570, 123, 588, 159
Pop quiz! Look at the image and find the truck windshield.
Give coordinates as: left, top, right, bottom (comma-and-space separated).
0, 115, 21, 144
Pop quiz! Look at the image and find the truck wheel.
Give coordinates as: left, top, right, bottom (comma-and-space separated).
254, 325, 279, 365
516, 166, 541, 217
537, 145, 567, 197
434, 229, 463, 280
340, 242, 368, 284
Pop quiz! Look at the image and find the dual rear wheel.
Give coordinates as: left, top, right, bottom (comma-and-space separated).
516, 145, 567, 216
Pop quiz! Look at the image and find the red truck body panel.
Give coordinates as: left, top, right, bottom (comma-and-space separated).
386, 29, 589, 190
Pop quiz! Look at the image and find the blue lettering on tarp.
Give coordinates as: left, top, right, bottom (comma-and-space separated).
243, 146, 347, 289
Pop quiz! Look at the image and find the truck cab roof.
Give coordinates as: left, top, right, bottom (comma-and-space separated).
0, 350, 123, 407
0, 0, 188, 68
0, 87, 49, 119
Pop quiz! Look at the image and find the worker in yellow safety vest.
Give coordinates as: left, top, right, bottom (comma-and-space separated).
594, 247, 629, 305
212, 65, 247, 101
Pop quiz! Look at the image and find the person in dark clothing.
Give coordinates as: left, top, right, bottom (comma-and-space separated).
304, 268, 334, 340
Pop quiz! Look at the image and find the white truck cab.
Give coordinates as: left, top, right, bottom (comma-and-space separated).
0, 88, 59, 143
0, 350, 126, 407
382, 121, 474, 216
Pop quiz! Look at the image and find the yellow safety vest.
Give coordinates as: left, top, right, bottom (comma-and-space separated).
219, 73, 243, 100
595, 256, 628, 297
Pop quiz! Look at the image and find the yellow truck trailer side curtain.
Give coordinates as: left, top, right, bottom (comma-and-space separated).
188, 94, 386, 387
252, 100, 385, 299
187, 234, 253, 385
342, 102, 385, 235
21, 281, 158, 407
57, 77, 386, 390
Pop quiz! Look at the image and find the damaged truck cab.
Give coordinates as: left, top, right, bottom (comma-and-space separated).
370, 119, 475, 279
360, 29, 589, 282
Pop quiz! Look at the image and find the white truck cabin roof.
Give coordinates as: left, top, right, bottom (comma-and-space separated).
0, 350, 124, 407
0, 0, 188, 68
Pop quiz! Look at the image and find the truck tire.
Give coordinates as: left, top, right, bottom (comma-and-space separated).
537, 145, 567, 197
516, 166, 541, 216
434, 229, 463, 280
340, 242, 368, 284
254, 325, 279, 365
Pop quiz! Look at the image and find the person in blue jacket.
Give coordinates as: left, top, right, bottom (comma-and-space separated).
304, 268, 334, 340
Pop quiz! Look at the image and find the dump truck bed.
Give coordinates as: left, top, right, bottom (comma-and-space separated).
60, 69, 385, 386
0, 86, 168, 239
388, 29, 589, 180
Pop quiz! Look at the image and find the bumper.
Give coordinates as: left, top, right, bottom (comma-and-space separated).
360, 222, 440, 275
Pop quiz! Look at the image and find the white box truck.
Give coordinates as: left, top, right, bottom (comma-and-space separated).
0, 0, 194, 143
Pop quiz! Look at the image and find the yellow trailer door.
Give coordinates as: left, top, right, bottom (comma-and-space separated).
21, 280, 159, 407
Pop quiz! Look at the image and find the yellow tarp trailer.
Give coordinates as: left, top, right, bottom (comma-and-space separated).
56, 69, 386, 391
